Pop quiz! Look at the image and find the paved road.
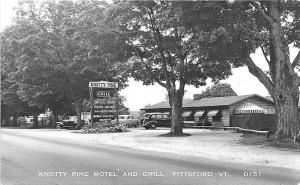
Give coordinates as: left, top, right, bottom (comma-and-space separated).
1, 129, 299, 185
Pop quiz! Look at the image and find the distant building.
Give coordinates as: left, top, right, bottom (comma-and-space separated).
141, 94, 300, 131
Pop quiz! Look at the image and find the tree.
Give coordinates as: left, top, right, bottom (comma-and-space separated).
195, 1, 300, 139
0, 77, 42, 127
116, 95, 130, 115
61, 0, 130, 126
108, 1, 233, 136
1, 0, 90, 127
1, 0, 129, 128
194, 83, 237, 99
0, 25, 44, 126
165, 90, 187, 100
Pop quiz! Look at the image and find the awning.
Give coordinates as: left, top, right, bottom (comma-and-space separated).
207, 110, 219, 117
234, 102, 266, 114
194, 111, 205, 116
182, 111, 192, 117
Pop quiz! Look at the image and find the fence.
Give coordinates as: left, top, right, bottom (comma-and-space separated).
230, 114, 276, 131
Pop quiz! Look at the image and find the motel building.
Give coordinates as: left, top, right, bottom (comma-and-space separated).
141, 94, 300, 131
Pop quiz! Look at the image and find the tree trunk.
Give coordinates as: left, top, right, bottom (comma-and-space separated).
12, 114, 18, 127
4, 116, 9, 127
169, 90, 184, 136
1, 105, 7, 126
246, 1, 300, 139
272, 84, 299, 139
74, 100, 83, 128
269, 0, 300, 138
33, 114, 38, 128
53, 109, 58, 128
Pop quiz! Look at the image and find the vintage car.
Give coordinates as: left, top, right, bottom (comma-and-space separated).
141, 113, 171, 129
56, 116, 77, 129
111, 115, 139, 127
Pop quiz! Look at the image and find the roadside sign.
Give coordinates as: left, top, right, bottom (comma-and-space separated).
93, 97, 116, 115
89, 81, 118, 88
89, 81, 119, 126
93, 90, 115, 99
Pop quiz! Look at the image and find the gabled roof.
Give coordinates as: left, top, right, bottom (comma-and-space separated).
141, 101, 169, 110
141, 94, 274, 110
234, 102, 266, 114
184, 94, 273, 108
141, 99, 193, 110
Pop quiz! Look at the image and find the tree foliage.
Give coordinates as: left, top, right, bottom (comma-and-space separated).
1, 0, 129, 127
194, 83, 237, 99
107, 1, 235, 135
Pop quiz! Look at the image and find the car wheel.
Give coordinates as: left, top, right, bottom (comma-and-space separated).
56, 124, 62, 129
151, 124, 157, 129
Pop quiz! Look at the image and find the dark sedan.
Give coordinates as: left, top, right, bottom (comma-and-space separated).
56, 116, 77, 129
141, 113, 171, 129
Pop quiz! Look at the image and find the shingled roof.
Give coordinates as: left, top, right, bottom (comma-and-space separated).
184, 94, 272, 108
141, 99, 193, 110
141, 94, 275, 110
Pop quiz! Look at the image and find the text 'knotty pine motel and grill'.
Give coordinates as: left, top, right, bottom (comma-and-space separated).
141, 94, 300, 132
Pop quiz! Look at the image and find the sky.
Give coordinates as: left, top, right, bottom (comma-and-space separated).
1, 0, 299, 111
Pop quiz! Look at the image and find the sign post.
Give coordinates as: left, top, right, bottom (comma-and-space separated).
89, 87, 94, 127
89, 81, 118, 126
115, 88, 119, 124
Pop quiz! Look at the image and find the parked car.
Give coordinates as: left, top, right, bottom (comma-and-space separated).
111, 115, 139, 128
24, 116, 35, 128
56, 116, 77, 129
25, 116, 34, 125
141, 113, 171, 129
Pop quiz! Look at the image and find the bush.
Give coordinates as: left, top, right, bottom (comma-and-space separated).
80, 122, 128, 133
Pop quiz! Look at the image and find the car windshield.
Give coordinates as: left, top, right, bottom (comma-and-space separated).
155, 114, 163, 119
65, 116, 76, 121
162, 114, 169, 119
70, 116, 77, 121
118, 116, 125, 119
143, 114, 150, 118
